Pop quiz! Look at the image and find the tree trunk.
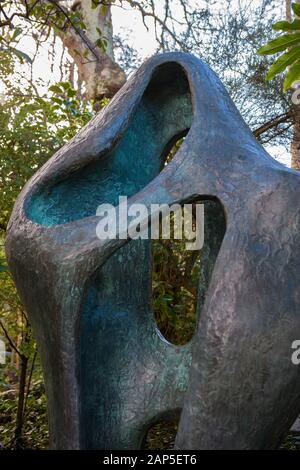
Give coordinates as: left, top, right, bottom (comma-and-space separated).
289, 0, 300, 169
291, 105, 300, 170
59, 1, 126, 106
286, 0, 292, 21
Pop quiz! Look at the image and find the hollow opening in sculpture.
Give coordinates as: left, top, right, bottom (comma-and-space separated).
152, 199, 226, 346
22, 61, 227, 449
152, 137, 226, 346
142, 417, 179, 449
152, 224, 201, 346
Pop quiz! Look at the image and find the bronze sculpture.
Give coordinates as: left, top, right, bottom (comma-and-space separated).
6, 53, 300, 449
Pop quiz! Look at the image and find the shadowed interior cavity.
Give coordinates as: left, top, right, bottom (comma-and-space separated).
26, 62, 193, 226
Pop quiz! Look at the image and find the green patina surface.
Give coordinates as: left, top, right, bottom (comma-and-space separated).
27, 67, 196, 448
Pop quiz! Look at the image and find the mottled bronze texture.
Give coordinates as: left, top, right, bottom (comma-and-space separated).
6, 53, 300, 449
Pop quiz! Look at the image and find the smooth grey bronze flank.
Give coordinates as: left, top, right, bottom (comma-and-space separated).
6, 52, 300, 449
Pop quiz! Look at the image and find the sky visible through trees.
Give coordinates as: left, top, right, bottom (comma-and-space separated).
0, 0, 290, 165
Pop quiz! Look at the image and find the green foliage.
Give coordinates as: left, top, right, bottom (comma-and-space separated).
273, 19, 300, 31
265, 46, 300, 80
95, 36, 109, 53
0, 57, 93, 230
293, 2, 300, 16
0, 53, 95, 449
144, 421, 178, 450
283, 58, 300, 90
0, 1, 111, 65
0, 374, 49, 449
258, 3, 300, 90
69, 11, 87, 33
151, 139, 200, 345
152, 239, 200, 346
258, 32, 300, 55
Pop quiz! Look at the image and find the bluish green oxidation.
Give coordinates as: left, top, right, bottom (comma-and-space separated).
27, 65, 197, 449
80, 243, 193, 449
27, 68, 193, 226
8, 53, 300, 451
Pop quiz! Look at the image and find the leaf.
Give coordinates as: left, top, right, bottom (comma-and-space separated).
61, 82, 71, 90
101, 4, 107, 16
266, 46, 300, 80
95, 38, 107, 52
91, 0, 100, 9
283, 58, 300, 90
10, 47, 32, 64
49, 85, 62, 94
12, 27, 23, 40
257, 33, 300, 55
292, 2, 300, 17
51, 97, 63, 105
97, 36, 108, 52
67, 89, 77, 98
0, 258, 8, 273
273, 19, 300, 31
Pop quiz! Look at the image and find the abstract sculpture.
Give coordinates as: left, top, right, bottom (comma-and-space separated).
6, 53, 300, 449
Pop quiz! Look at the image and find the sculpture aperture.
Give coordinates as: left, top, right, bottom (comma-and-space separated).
6, 53, 300, 449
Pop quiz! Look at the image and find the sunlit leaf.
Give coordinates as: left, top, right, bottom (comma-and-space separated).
49, 85, 62, 94
9, 47, 32, 64
266, 46, 300, 80
257, 33, 300, 55
292, 2, 300, 17
283, 58, 300, 90
273, 20, 300, 31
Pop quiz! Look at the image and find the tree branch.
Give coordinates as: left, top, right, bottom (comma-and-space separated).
46, 0, 99, 60
123, 0, 186, 48
0, 1, 40, 28
253, 111, 293, 137
0, 320, 23, 358
260, 122, 294, 145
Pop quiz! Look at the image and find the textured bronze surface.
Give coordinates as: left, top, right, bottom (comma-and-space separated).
6, 53, 300, 449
